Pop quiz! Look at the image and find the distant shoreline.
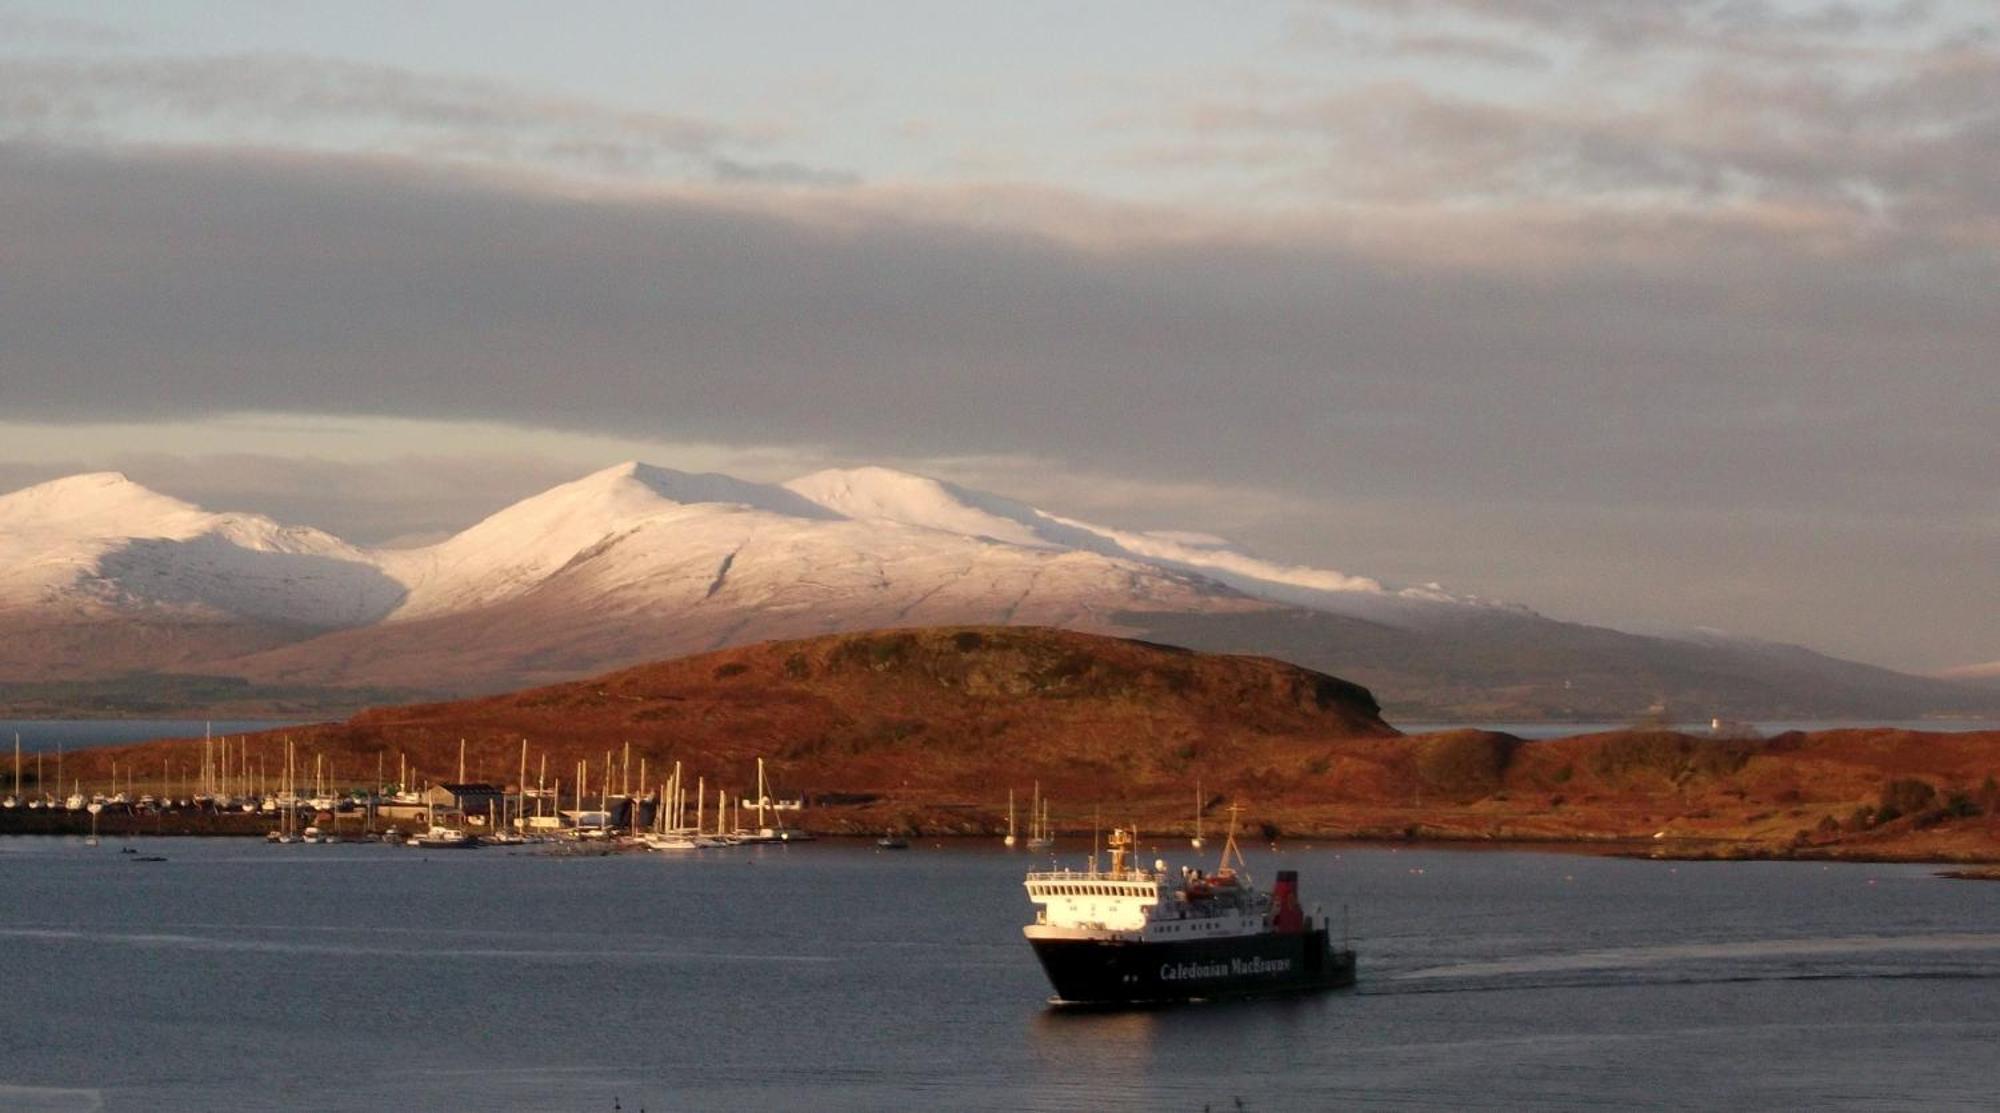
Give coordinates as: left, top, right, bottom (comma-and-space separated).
7, 816, 1998, 868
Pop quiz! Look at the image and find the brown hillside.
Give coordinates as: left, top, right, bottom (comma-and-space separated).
1260, 726, 2000, 860
47, 627, 1394, 824
34, 627, 2000, 860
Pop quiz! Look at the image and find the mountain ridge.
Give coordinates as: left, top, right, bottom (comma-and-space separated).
0, 463, 1989, 719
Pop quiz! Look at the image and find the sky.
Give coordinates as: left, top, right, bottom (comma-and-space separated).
0, 0, 1994, 673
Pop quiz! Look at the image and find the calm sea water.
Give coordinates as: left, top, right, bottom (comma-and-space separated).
0, 839, 1996, 1111
0, 721, 309, 754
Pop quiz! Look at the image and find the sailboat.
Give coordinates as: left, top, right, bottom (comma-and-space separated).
1025, 781, 1054, 852
735, 758, 813, 843
641, 766, 701, 851
1003, 788, 1017, 848
5, 734, 19, 809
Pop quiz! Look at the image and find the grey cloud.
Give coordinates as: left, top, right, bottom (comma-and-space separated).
0, 142, 1989, 511
0, 54, 747, 173
1388, 31, 1553, 68
713, 157, 862, 187
1282, 11, 1550, 67
0, 142, 1992, 669
0, 12, 135, 47
1329, 0, 1957, 54
1177, 30, 2000, 239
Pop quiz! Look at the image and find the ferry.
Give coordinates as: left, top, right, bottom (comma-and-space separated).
1022, 811, 1354, 1006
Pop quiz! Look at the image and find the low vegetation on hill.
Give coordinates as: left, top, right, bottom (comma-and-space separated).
38, 626, 2000, 860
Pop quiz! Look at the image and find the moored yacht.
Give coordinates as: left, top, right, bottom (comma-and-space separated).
412, 825, 479, 848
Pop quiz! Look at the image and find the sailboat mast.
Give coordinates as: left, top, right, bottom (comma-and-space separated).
1192, 779, 1205, 850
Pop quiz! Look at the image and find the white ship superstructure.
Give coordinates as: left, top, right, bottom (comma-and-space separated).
1025, 827, 1270, 943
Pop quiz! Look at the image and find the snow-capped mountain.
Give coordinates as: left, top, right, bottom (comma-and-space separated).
0, 471, 400, 628
0, 463, 1988, 719
362, 460, 1243, 625
781, 466, 1486, 624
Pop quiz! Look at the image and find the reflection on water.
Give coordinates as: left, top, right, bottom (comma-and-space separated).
0, 840, 1996, 1111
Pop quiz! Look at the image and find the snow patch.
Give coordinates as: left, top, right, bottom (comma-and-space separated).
0, 472, 397, 625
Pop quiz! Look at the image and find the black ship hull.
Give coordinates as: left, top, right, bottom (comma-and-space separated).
1029, 928, 1355, 1006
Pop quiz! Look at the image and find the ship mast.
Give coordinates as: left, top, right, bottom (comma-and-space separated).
1217, 803, 1248, 875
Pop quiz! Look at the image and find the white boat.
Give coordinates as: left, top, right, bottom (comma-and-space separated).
413, 825, 478, 848
642, 832, 700, 851
734, 758, 814, 842
1004, 788, 1017, 848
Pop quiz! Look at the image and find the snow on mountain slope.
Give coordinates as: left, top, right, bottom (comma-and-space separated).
1, 462, 1479, 640
784, 466, 1481, 623
376, 461, 842, 619
783, 467, 1063, 549
0, 472, 400, 627
379, 461, 1242, 626
223, 474, 1247, 689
